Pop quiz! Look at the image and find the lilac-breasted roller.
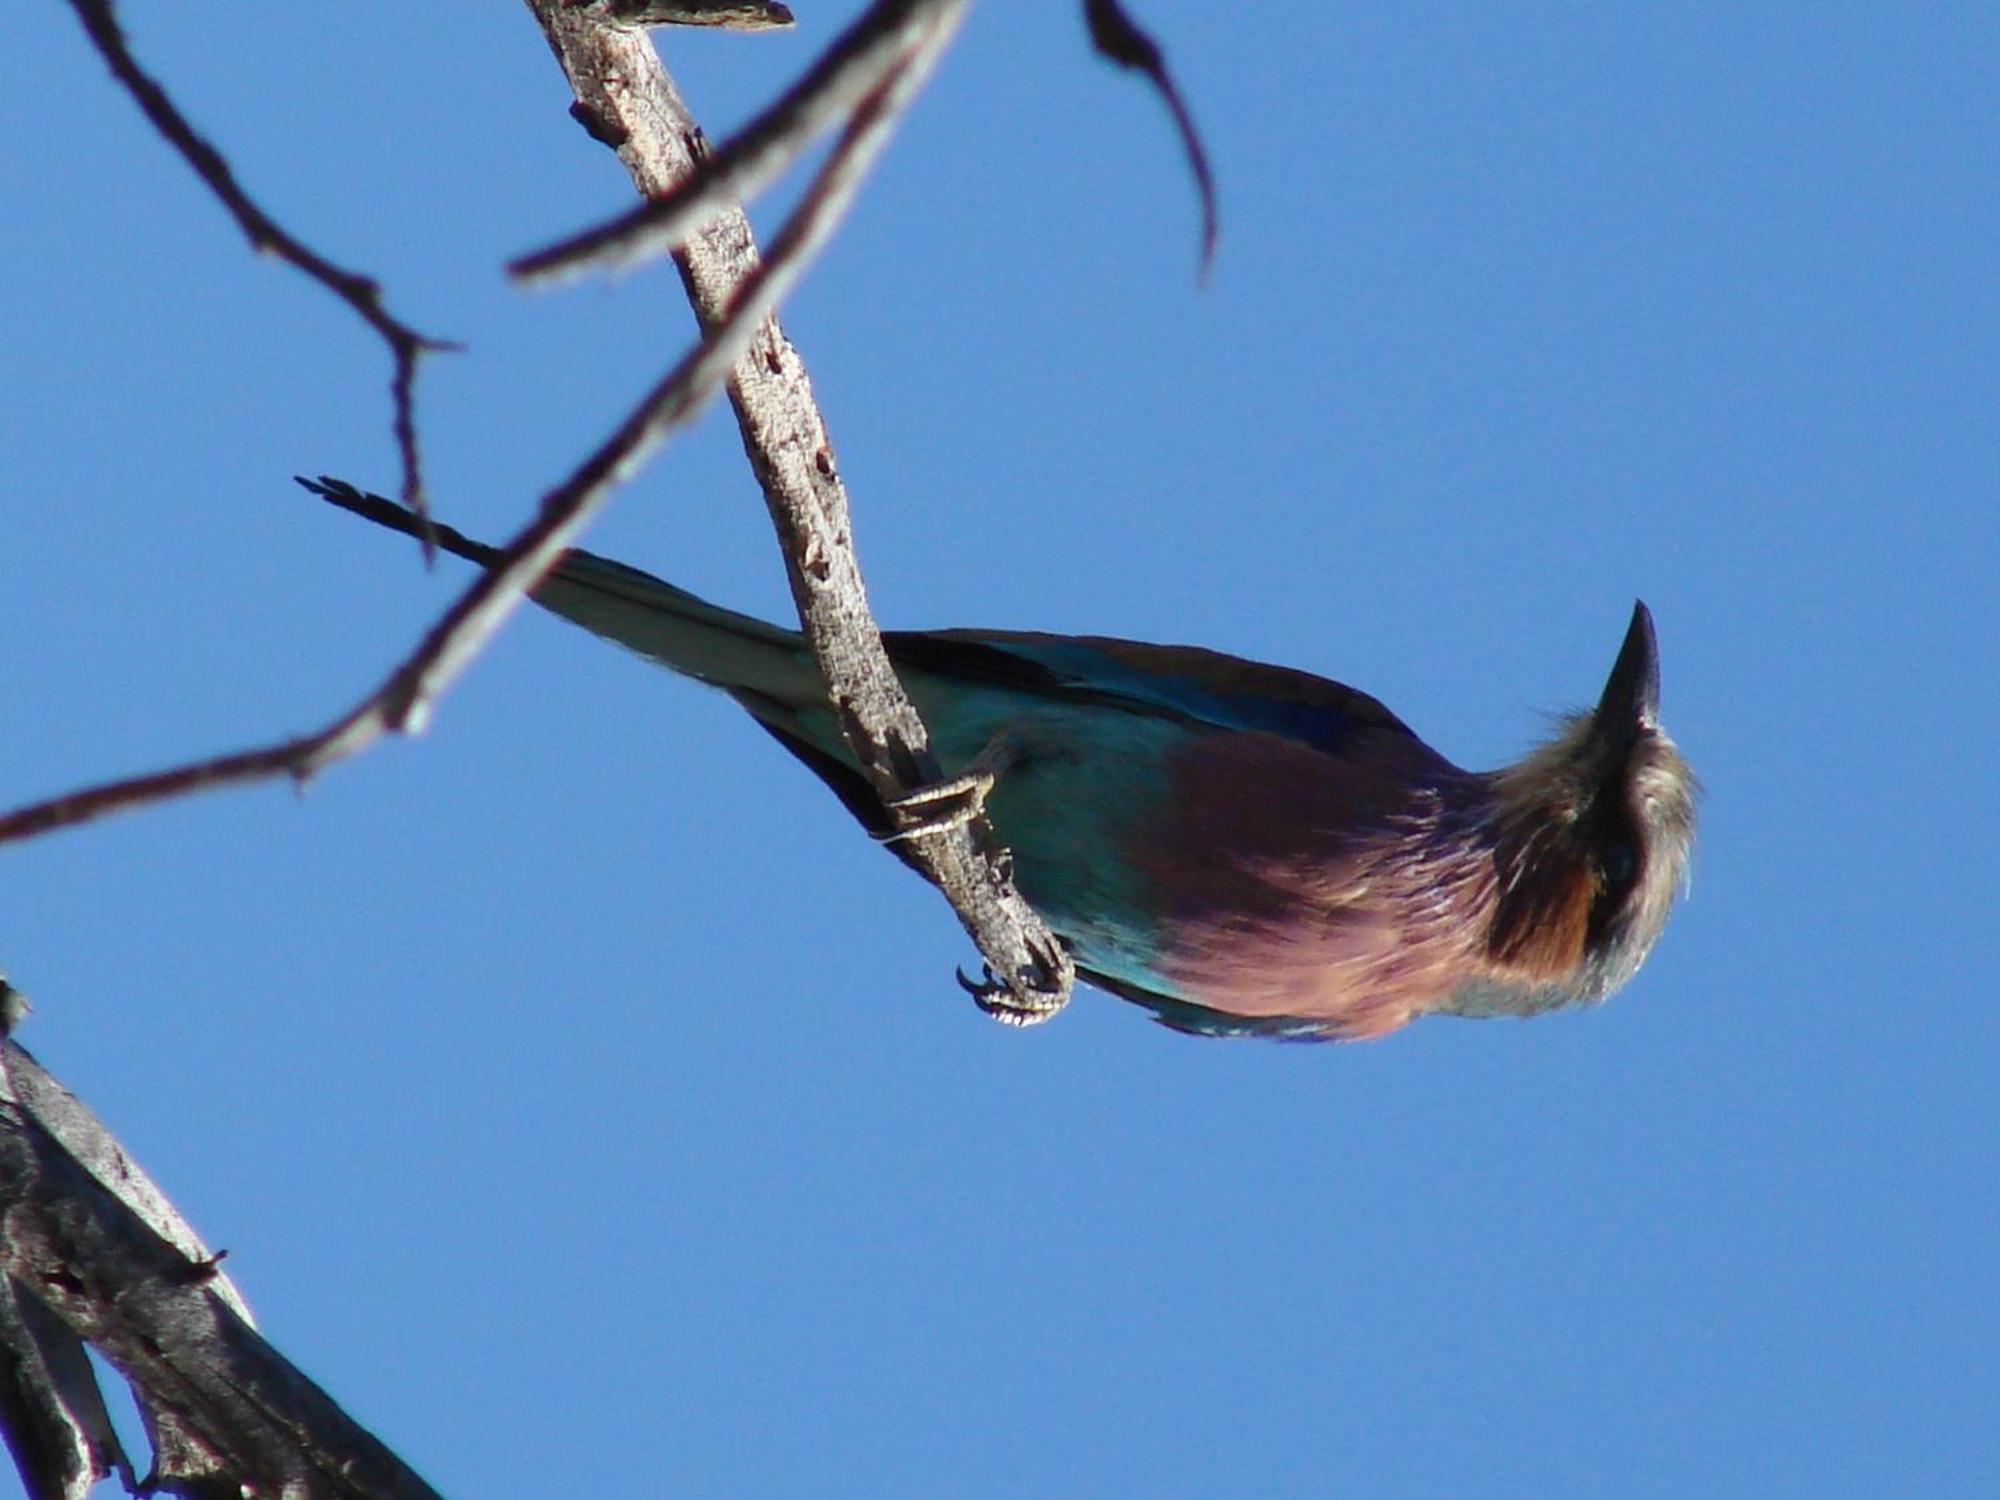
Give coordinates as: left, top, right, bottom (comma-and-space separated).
303, 479, 1696, 1041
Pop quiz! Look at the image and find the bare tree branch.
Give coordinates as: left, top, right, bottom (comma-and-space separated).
598, 0, 797, 26
4, 5, 1097, 1496
513, 0, 946, 283
0, 1040, 443, 1499
64, 0, 454, 525
5, 2, 1069, 1022
522, 0, 1074, 1019
0, 1273, 129, 1500
516, 0, 1217, 288
0, 28, 883, 852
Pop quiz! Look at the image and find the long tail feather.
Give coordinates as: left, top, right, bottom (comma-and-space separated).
298, 477, 821, 704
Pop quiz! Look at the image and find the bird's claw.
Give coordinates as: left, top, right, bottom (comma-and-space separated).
878, 768, 997, 842
955, 961, 1068, 1027
878, 733, 1022, 843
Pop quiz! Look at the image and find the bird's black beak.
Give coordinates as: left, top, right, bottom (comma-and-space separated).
1594, 600, 1661, 745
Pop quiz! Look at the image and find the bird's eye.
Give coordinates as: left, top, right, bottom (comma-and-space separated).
1599, 839, 1637, 891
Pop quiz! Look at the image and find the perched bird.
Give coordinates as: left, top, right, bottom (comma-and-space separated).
302, 478, 1696, 1041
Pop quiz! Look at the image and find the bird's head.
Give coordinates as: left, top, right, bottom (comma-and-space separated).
1482, 602, 1697, 1006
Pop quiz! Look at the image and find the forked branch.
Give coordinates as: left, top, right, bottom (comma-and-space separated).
64, 0, 453, 520
0, 1037, 443, 1498
515, 0, 1215, 286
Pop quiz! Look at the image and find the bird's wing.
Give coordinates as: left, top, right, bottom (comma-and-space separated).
884, 629, 1422, 757
300, 480, 1415, 758
1080, 966, 1350, 1041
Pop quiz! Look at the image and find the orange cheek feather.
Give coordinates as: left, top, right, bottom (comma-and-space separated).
1487, 861, 1595, 984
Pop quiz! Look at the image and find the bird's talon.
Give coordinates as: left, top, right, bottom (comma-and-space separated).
879, 768, 996, 842
956, 962, 1067, 1027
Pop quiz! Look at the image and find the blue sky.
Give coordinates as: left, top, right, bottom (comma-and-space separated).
6, 4, 1996, 1496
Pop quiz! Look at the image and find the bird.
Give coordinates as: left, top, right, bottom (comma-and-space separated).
300, 477, 1696, 1041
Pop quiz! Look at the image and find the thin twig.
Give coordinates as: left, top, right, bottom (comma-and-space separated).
516, 0, 1218, 289
64, 0, 453, 529
514, 0, 945, 283
0, 731, 364, 848
1082, 0, 1218, 278
0, 58, 886, 851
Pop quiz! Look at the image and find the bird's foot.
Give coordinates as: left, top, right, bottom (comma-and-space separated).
956, 962, 1069, 1027
878, 767, 997, 842
878, 734, 1019, 842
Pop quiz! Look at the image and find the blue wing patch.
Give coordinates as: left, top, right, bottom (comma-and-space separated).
885, 630, 1418, 758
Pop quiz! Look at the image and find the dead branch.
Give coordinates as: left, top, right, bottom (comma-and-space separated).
2, 5, 1101, 1497
1081, 0, 1217, 276
63, 0, 454, 520
515, 0, 1214, 286
0, 1039, 443, 1499
522, 0, 1074, 1019
514, 0, 951, 283
0, 12, 881, 857
598, 0, 797, 26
